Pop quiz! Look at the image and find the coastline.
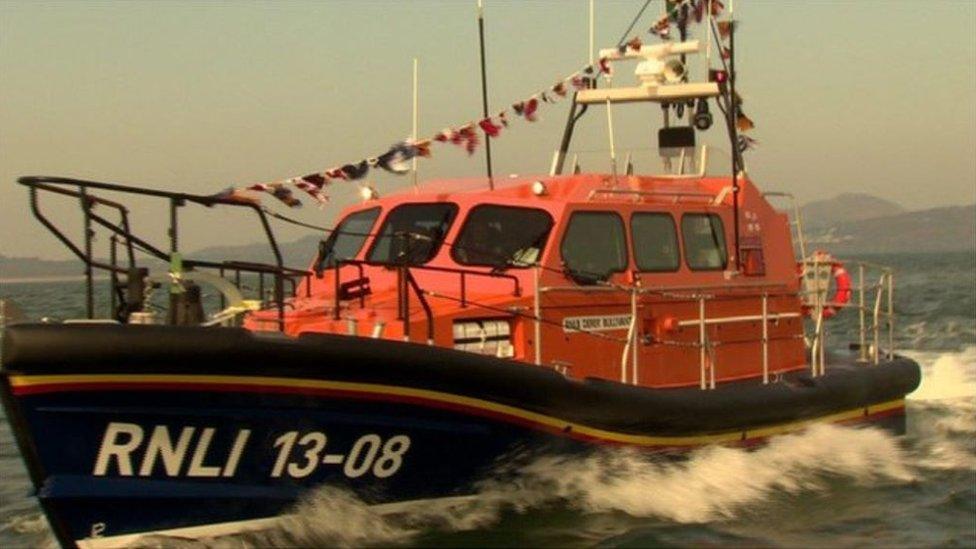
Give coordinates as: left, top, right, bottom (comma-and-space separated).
0, 275, 110, 285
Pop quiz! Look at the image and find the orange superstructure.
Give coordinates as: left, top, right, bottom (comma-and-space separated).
244, 173, 807, 389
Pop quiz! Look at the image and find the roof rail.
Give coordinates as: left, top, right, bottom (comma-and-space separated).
587, 188, 715, 203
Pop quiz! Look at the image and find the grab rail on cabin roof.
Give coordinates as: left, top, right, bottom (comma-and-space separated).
587, 188, 717, 204
556, 145, 712, 179
18, 176, 316, 330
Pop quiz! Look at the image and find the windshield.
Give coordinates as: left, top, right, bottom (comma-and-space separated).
317, 207, 380, 270
367, 203, 459, 265
452, 205, 553, 268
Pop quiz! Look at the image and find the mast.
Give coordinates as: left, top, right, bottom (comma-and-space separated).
476, 0, 494, 190
729, 3, 741, 271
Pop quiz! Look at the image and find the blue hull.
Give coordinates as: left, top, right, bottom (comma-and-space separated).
17, 388, 575, 544
0, 324, 921, 547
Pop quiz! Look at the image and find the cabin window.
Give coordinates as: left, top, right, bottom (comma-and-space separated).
367, 203, 459, 265
452, 205, 554, 269
318, 207, 380, 269
682, 213, 728, 270
631, 213, 680, 272
560, 211, 628, 284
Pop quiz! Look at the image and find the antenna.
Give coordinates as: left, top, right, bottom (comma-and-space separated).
589, 0, 595, 64
476, 0, 494, 190
412, 57, 420, 193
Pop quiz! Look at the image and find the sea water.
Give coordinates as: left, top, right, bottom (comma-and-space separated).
1, 251, 973, 548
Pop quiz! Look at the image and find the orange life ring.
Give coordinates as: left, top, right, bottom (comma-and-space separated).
800, 253, 852, 320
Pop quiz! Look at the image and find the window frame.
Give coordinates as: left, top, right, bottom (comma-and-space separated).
559, 210, 629, 283
319, 206, 381, 269
449, 204, 555, 270
630, 211, 681, 273
680, 212, 729, 272
365, 202, 460, 266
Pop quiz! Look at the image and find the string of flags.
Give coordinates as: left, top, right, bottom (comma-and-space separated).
213, 0, 754, 209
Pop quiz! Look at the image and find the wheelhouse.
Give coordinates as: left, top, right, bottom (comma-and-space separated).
245, 172, 806, 390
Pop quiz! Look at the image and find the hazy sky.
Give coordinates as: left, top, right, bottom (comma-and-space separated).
1, 0, 974, 260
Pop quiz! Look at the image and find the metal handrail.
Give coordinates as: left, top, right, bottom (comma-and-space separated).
19, 175, 315, 330
536, 273, 804, 389
331, 258, 520, 315
763, 191, 807, 261
802, 258, 896, 368
542, 280, 789, 295
537, 258, 896, 389
587, 188, 716, 203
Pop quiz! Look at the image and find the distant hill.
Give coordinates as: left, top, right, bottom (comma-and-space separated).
0, 234, 319, 281
0, 254, 88, 279
798, 193, 906, 229
804, 204, 975, 255
192, 234, 319, 268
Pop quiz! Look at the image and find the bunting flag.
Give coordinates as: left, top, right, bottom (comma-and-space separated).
513, 97, 539, 122
650, 18, 671, 39
217, 0, 754, 208
570, 72, 590, 90
717, 20, 734, 38
737, 134, 758, 152
248, 183, 302, 208
209, 186, 260, 206
478, 117, 502, 138
301, 173, 328, 187
456, 124, 479, 154
710, 0, 725, 17
551, 81, 568, 98
650, 0, 723, 40
375, 141, 419, 174
414, 139, 432, 157
294, 180, 329, 206
340, 161, 369, 180
618, 36, 643, 54
736, 110, 755, 132
692, 0, 706, 23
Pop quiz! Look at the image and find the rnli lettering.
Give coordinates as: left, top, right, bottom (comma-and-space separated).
93, 422, 250, 478
91, 423, 411, 479
562, 314, 632, 333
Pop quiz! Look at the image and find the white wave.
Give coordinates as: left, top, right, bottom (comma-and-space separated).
0, 512, 57, 549
905, 346, 976, 402
237, 424, 914, 549
241, 488, 416, 548
476, 424, 914, 524
899, 347, 976, 470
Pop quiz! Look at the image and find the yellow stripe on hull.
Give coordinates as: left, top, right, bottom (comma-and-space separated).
7, 374, 905, 447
